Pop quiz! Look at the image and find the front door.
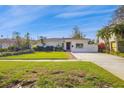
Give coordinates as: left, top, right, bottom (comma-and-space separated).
66, 42, 71, 51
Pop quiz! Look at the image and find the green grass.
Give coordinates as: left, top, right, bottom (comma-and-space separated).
0, 61, 123, 88
0, 52, 70, 60
118, 53, 124, 57
110, 52, 124, 57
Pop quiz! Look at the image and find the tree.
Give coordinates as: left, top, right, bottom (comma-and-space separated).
111, 23, 124, 40
39, 36, 46, 46
97, 26, 112, 52
12, 32, 22, 49
110, 5, 124, 40
0, 35, 3, 49
97, 6, 124, 52
72, 26, 85, 39
24, 32, 31, 49
112, 6, 124, 24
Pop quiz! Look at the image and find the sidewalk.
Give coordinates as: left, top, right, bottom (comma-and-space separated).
0, 59, 80, 62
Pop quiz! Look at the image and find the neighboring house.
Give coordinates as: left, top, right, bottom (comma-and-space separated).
98, 35, 117, 52
0, 39, 16, 48
109, 34, 124, 52
36, 38, 98, 53
99, 34, 124, 52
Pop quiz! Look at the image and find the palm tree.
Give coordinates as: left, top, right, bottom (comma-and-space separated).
40, 36, 46, 46
24, 32, 31, 49
96, 29, 104, 39
12, 32, 22, 49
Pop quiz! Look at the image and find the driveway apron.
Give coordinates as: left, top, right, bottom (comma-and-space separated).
72, 53, 124, 80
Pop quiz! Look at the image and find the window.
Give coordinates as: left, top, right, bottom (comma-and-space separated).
88, 40, 95, 44
76, 43, 83, 48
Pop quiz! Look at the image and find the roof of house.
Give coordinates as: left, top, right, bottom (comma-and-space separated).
44, 38, 90, 41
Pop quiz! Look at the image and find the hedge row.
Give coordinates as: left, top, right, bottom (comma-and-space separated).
33, 46, 64, 51
0, 49, 34, 57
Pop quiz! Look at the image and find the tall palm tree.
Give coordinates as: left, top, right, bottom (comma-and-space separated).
24, 32, 31, 49
12, 32, 22, 49
40, 36, 46, 46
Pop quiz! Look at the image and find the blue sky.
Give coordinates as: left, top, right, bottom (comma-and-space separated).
0, 5, 119, 39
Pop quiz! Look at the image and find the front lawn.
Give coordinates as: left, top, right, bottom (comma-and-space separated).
0, 52, 71, 60
0, 61, 123, 88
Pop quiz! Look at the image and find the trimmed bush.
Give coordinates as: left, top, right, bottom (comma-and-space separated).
33, 46, 54, 51
33, 46, 64, 51
55, 46, 64, 51
0, 49, 34, 57
0, 48, 8, 52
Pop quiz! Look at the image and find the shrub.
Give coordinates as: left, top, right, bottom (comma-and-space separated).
45, 46, 54, 51
8, 46, 22, 52
55, 46, 64, 51
110, 51, 120, 56
33, 46, 64, 51
0, 48, 8, 52
33, 46, 54, 51
98, 43, 106, 53
0, 49, 34, 57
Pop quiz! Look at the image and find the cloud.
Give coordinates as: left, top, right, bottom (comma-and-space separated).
55, 7, 116, 18
0, 5, 50, 32
0, 5, 118, 39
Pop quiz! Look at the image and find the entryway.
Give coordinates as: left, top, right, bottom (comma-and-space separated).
66, 42, 71, 51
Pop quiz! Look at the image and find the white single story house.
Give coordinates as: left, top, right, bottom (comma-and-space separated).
37, 38, 98, 53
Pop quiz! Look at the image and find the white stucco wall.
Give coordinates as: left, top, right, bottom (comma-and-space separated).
45, 40, 63, 47
68, 40, 98, 53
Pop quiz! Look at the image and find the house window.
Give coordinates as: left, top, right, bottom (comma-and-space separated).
88, 40, 95, 44
76, 43, 83, 48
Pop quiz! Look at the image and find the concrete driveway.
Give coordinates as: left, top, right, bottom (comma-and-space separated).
72, 53, 124, 80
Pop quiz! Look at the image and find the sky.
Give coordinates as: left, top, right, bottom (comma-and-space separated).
0, 5, 119, 40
